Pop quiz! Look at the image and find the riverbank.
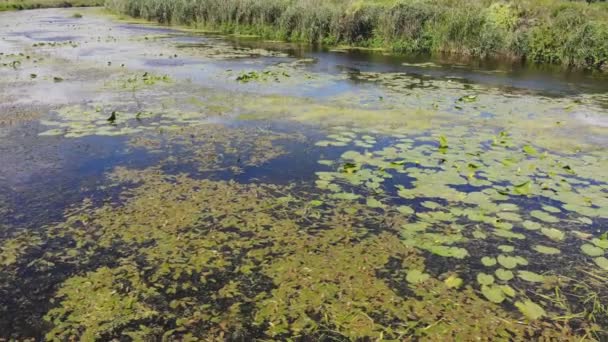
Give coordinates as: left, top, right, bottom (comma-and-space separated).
104, 0, 608, 71
0, 0, 102, 11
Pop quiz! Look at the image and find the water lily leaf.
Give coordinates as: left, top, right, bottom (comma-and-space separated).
497, 255, 527, 269
515, 300, 546, 320
397, 206, 414, 215
309, 200, 324, 207
444, 275, 463, 289
513, 181, 532, 196
581, 244, 604, 257
594, 257, 608, 270
531, 210, 559, 223
481, 285, 505, 303
533, 245, 560, 255
578, 217, 593, 225
330, 192, 360, 201
541, 228, 565, 241
406, 269, 430, 284
421, 201, 441, 210
493, 229, 525, 240
497, 245, 514, 253
523, 145, 538, 155
472, 230, 487, 239
592, 238, 608, 249
477, 273, 494, 286
495, 269, 514, 281
522, 220, 541, 230
500, 285, 516, 297
427, 245, 469, 259
518, 270, 545, 283
541, 205, 561, 213
481, 257, 497, 267
458, 95, 477, 103
366, 198, 384, 209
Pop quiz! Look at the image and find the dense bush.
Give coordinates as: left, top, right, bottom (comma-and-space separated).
104, 0, 608, 70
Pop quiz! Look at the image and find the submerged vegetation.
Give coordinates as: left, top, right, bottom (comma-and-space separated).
104, 0, 608, 70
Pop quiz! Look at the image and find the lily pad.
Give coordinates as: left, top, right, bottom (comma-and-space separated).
495, 269, 514, 281
497, 255, 528, 269
500, 285, 516, 297
444, 275, 463, 289
594, 257, 608, 270
518, 270, 545, 283
515, 300, 546, 320
406, 269, 430, 284
366, 198, 384, 209
477, 273, 494, 286
541, 228, 565, 241
533, 245, 560, 255
397, 206, 414, 215
481, 257, 497, 267
531, 210, 559, 223
522, 220, 541, 231
481, 285, 505, 303
581, 244, 604, 257
497, 245, 514, 253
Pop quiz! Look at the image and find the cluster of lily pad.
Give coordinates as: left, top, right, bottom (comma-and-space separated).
309, 124, 607, 324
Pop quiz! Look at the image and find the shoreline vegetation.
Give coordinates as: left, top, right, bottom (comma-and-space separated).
102, 0, 608, 71
0, 0, 102, 11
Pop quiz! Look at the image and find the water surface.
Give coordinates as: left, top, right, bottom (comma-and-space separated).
0, 7, 607, 340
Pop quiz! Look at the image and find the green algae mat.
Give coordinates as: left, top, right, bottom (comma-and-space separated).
0, 8, 607, 341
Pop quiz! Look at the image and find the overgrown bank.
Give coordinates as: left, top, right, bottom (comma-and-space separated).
103, 0, 608, 71
0, 0, 102, 11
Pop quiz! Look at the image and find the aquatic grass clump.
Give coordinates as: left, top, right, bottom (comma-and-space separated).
104, 0, 608, 70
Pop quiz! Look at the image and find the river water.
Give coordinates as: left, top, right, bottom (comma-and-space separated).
0, 7, 607, 340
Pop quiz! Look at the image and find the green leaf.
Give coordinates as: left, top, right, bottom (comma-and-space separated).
500, 285, 516, 297
497, 245, 514, 253
366, 198, 384, 209
515, 300, 546, 320
522, 145, 538, 155
522, 220, 541, 231
397, 206, 414, 215
481, 257, 497, 267
406, 269, 430, 284
592, 238, 608, 249
594, 257, 608, 270
309, 200, 324, 207
541, 227, 565, 241
513, 181, 532, 195
438, 135, 448, 149
495, 268, 514, 281
531, 210, 559, 223
481, 285, 505, 303
497, 255, 527, 269
458, 95, 477, 103
330, 192, 360, 201
518, 270, 545, 283
477, 273, 494, 286
444, 275, 463, 289
533, 245, 560, 255
581, 244, 604, 257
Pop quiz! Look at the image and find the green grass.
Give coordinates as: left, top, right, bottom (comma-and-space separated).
102, 0, 605, 70
0, 0, 103, 11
